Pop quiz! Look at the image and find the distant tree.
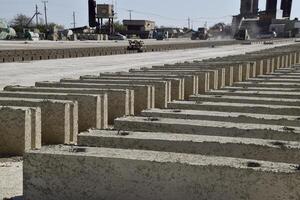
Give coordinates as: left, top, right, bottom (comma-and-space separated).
9, 14, 33, 33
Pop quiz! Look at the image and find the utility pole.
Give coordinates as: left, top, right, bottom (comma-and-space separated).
72, 11, 76, 28
42, 1, 48, 28
187, 17, 191, 29
127, 10, 133, 20
35, 4, 39, 25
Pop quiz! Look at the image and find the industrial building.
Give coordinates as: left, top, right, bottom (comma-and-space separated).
233, 0, 299, 39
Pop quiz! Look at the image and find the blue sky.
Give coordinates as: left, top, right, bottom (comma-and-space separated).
0, 0, 299, 28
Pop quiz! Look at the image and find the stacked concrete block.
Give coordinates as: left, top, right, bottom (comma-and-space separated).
141, 109, 300, 127
96, 73, 184, 100
35, 81, 154, 115
0, 97, 78, 144
78, 129, 300, 163
5, 86, 132, 124
0, 91, 108, 130
24, 146, 300, 200
61, 78, 170, 109
0, 106, 41, 156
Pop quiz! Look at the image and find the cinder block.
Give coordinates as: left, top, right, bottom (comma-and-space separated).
5, 86, 132, 124
98, 73, 184, 100
0, 106, 41, 156
0, 97, 77, 144
115, 116, 300, 141
61, 78, 170, 109
35, 81, 153, 115
24, 146, 300, 200
0, 91, 108, 130
78, 129, 300, 163
141, 108, 300, 127
168, 101, 300, 116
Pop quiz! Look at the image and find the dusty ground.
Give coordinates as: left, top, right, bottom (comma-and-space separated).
0, 41, 295, 199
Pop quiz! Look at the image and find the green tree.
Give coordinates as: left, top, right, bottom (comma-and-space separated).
9, 14, 33, 33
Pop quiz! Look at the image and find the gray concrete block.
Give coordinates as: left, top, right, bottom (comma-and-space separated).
141, 109, 300, 127
207, 89, 300, 100
61, 78, 170, 109
111, 72, 194, 99
78, 129, 300, 163
24, 146, 300, 200
219, 86, 300, 92
0, 106, 41, 156
129, 69, 208, 93
189, 94, 300, 106
0, 91, 108, 131
5, 86, 132, 124
35, 81, 154, 115
97, 73, 184, 100
0, 97, 77, 144
234, 81, 300, 89
115, 116, 300, 141
168, 100, 300, 116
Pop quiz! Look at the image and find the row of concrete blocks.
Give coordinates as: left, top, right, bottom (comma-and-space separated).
3, 44, 299, 155
23, 45, 300, 199
0, 40, 245, 63
1, 44, 299, 155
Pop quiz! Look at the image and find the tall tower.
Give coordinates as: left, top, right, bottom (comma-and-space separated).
281, 0, 293, 18
240, 0, 259, 18
88, 0, 97, 27
266, 0, 278, 19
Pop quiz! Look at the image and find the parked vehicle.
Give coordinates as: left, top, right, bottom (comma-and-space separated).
108, 33, 127, 40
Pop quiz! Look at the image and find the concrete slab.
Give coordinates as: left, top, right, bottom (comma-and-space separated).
234, 81, 300, 88
219, 86, 300, 92
129, 69, 208, 93
108, 72, 194, 99
141, 109, 300, 127
0, 106, 41, 156
4, 86, 132, 124
23, 145, 300, 200
0, 91, 108, 131
249, 77, 300, 83
78, 129, 300, 163
115, 116, 300, 141
168, 101, 300, 116
189, 94, 300, 106
207, 89, 300, 100
61, 78, 169, 109
0, 97, 77, 144
97, 73, 184, 100
35, 81, 154, 115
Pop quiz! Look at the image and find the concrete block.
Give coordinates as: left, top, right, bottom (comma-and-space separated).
0, 106, 41, 156
78, 129, 300, 163
23, 146, 300, 200
35, 81, 154, 115
5, 86, 132, 124
0, 97, 77, 144
97, 73, 184, 100
234, 81, 300, 89
62, 78, 170, 109
189, 94, 300, 106
114, 72, 194, 99
207, 89, 300, 100
115, 116, 300, 141
168, 101, 300, 116
130, 69, 208, 93
141, 108, 300, 127
219, 86, 300, 92
0, 91, 108, 130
